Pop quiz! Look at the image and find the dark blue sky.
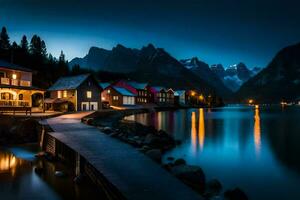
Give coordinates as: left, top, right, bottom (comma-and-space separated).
1, 0, 300, 68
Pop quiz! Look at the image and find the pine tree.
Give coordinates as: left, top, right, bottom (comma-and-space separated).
20, 35, 29, 52
41, 40, 47, 57
11, 41, 19, 50
59, 50, 65, 62
29, 35, 42, 55
0, 26, 10, 50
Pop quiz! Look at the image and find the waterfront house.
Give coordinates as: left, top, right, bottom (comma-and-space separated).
127, 81, 149, 104
174, 90, 186, 106
166, 88, 175, 105
149, 86, 175, 105
46, 74, 102, 111
0, 60, 45, 112
113, 80, 150, 104
99, 82, 111, 101
102, 85, 136, 106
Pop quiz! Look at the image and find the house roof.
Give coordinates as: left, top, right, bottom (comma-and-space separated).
0, 60, 33, 72
48, 74, 90, 91
113, 86, 136, 96
99, 82, 110, 89
174, 90, 185, 96
150, 86, 165, 93
127, 81, 148, 90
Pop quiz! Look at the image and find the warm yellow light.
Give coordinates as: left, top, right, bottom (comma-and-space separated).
101, 97, 106, 101
254, 106, 261, 155
12, 74, 17, 80
255, 105, 259, 109
248, 99, 254, 104
199, 95, 204, 101
199, 108, 205, 151
87, 91, 92, 98
191, 91, 196, 96
281, 101, 287, 106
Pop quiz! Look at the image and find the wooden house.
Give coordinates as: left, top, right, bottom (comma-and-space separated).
174, 90, 186, 106
149, 86, 175, 105
102, 86, 136, 107
127, 81, 149, 104
0, 60, 45, 113
113, 80, 150, 104
46, 74, 102, 111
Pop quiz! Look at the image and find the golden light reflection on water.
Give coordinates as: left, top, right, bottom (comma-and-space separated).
254, 107, 261, 155
157, 112, 162, 131
191, 112, 197, 153
191, 109, 206, 153
0, 152, 24, 176
199, 108, 205, 151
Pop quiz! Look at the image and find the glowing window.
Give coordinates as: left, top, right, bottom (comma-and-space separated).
87, 91, 92, 98
57, 91, 62, 98
63, 90, 67, 98
113, 96, 119, 100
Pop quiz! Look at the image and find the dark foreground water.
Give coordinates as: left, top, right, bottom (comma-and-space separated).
125, 105, 300, 200
0, 144, 105, 200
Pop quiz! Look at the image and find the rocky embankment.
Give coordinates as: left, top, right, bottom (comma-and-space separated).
83, 110, 248, 200
0, 116, 40, 145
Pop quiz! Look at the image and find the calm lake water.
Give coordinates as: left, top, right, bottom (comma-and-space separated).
0, 144, 105, 200
125, 105, 300, 200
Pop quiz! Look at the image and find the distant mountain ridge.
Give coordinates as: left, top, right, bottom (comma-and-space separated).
237, 42, 300, 102
180, 57, 232, 96
70, 44, 231, 97
210, 63, 261, 92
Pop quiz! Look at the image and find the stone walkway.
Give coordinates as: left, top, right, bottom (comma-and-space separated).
45, 112, 202, 200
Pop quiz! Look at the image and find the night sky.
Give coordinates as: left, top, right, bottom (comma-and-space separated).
1, 0, 300, 68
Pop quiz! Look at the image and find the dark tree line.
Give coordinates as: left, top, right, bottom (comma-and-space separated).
0, 26, 69, 88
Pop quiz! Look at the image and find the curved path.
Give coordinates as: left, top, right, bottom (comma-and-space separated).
45, 112, 202, 200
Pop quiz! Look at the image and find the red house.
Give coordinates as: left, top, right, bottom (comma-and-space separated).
113, 80, 150, 104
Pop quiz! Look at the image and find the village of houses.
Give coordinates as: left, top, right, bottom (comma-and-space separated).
0, 60, 207, 114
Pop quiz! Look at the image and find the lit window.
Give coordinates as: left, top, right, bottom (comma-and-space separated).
57, 91, 62, 98
107, 89, 111, 94
113, 96, 119, 100
87, 91, 92, 98
63, 90, 67, 98
12, 74, 17, 80
19, 94, 23, 100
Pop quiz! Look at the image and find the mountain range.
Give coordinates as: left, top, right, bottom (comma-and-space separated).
70, 42, 300, 103
210, 63, 261, 92
70, 44, 232, 97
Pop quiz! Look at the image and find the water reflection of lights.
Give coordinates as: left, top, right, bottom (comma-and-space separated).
254, 107, 261, 155
199, 108, 205, 151
191, 109, 206, 153
0, 152, 23, 176
191, 112, 197, 153
157, 112, 162, 131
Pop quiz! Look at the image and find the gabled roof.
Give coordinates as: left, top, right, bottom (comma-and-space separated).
48, 74, 90, 91
99, 82, 111, 90
0, 59, 33, 72
127, 81, 148, 90
174, 90, 185, 96
113, 86, 136, 96
150, 86, 166, 93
